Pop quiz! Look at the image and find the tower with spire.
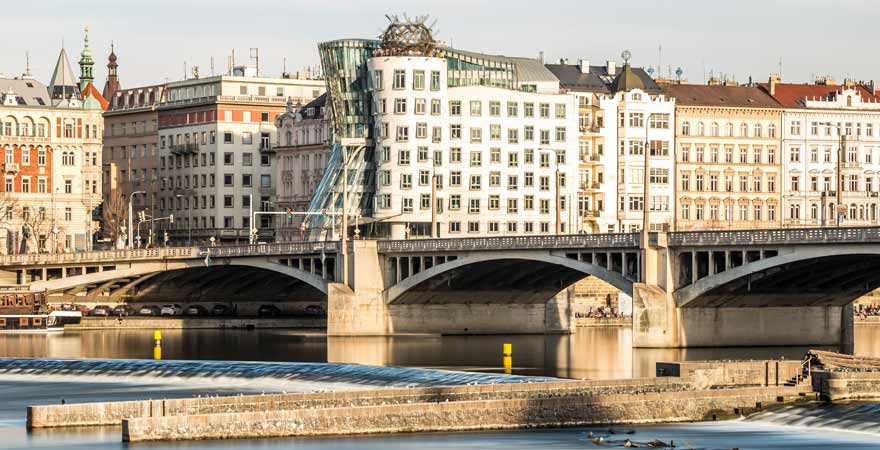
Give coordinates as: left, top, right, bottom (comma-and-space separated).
78, 26, 94, 91
102, 42, 120, 100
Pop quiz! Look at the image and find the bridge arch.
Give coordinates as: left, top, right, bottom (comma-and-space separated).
675, 246, 880, 308
29, 258, 329, 297
385, 250, 634, 305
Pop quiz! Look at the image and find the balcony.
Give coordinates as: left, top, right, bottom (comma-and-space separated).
169, 143, 199, 155
3, 162, 19, 173
580, 210, 602, 218
259, 143, 275, 153
579, 181, 601, 191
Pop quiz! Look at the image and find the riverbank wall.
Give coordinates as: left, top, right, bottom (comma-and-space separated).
67, 317, 324, 330
813, 370, 880, 401
27, 358, 818, 442
121, 385, 811, 442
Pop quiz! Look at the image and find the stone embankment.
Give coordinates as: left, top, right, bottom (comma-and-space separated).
67, 317, 324, 330
808, 349, 880, 401
27, 359, 818, 442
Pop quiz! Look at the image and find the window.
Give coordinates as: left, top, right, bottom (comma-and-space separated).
398, 149, 410, 165
449, 221, 461, 233
555, 127, 567, 142
223, 132, 233, 143
489, 101, 501, 116
469, 174, 482, 190
490, 124, 501, 140
402, 197, 413, 213
555, 103, 566, 119
470, 127, 482, 143
789, 146, 800, 163
450, 147, 462, 163
468, 198, 481, 213
629, 112, 644, 128
450, 124, 461, 140
64, 179, 72, 193
540, 103, 550, 118
394, 98, 407, 114
400, 173, 412, 189
649, 140, 669, 156
372, 70, 383, 90
470, 100, 482, 116
649, 168, 669, 184
393, 69, 405, 89
489, 195, 500, 210
468, 221, 480, 233
450, 101, 461, 116
416, 123, 427, 139
431, 99, 441, 115
396, 126, 409, 142
450, 194, 461, 210
650, 114, 669, 129
470, 151, 482, 167
508, 128, 519, 144
223, 195, 234, 208
430, 71, 440, 90
508, 152, 519, 168
790, 121, 801, 135
682, 122, 690, 135
413, 70, 425, 90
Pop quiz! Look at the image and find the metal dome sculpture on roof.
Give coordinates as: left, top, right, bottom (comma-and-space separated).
376, 14, 438, 56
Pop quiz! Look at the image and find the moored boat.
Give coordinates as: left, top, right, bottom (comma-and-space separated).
0, 289, 81, 332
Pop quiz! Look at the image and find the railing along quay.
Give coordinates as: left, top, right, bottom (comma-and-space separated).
377, 233, 641, 253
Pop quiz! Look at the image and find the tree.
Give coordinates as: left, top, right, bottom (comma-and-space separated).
101, 189, 127, 247
18, 203, 53, 253
0, 192, 19, 254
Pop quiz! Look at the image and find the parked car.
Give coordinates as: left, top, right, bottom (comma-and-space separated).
112, 305, 135, 316
76, 304, 91, 316
160, 304, 182, 316
211, 304, 231, 316
303, 304, 325, 318
89, 305, 112, 317
138, 305, 160, 316
257, 304, 281, 317
183, 305, 207, 316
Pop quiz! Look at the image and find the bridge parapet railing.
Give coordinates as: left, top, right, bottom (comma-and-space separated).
0, 247, 202, 266
199, 241, 339, 258
377, 233, 640, 253
0, 241, 340, 267
668, 226, 880, 246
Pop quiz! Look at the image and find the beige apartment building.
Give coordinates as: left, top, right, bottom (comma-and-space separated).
274, 93, 332, 241
102, 84, 165, 246
663, 84, 783, 230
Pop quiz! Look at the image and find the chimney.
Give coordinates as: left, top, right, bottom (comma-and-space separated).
607, 61, 616, 76
579, 59, 590, 74
538, 51, 545, 64
769, 75, 779, 96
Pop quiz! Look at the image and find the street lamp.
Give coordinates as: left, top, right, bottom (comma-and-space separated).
128, 190, 146, 249
175, 194, 192, 246
540, 148, 563, 235
818, 122, 846, 227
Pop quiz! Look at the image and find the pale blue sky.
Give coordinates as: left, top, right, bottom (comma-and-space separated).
7, 0, 878, 89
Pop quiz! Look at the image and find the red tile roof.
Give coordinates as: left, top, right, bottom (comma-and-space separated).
662, 84, 780, 108
81, 82, 109, 111
758, 82, 880, 108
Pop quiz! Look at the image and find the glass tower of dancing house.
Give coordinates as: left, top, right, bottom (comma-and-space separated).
310, 16, 579, 239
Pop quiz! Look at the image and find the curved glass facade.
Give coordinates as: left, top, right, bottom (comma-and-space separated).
307, 39, 380, 237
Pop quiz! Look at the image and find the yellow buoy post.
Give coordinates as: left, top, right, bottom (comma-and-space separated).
502, 343, 512, 374
153, 330, 162, 360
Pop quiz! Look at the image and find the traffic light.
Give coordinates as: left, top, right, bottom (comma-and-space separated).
169, 214, 174, 224
138, 211, 146, 222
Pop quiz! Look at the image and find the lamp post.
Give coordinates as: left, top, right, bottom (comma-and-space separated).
175, 194, 192, 246
128, 190, 146, 249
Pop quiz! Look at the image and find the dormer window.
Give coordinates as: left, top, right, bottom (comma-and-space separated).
847, 96, 853, 107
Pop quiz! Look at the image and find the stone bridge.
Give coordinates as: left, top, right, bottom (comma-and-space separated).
2, 227, 878, 349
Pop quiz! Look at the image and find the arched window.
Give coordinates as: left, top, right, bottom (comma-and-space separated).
697, 122, 705, 136
768, 124, 777, 138
810, 203, 818, 220
740, 123, 749, 137
725, 123, 734, 137
849, 203, 857, 219
753, 123, 762, 137
682, 122, 690, 136
710, 122, 719, 136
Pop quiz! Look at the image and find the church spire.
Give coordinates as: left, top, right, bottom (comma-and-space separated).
78, 25, 94, 91
103, 41, 120, 100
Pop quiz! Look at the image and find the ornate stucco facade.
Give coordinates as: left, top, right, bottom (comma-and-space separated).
663, 84, 783, 230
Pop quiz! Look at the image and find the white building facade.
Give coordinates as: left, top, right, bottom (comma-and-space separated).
767, 80, 880, 227
599, 88, 675, 232
367, 54, 579, 239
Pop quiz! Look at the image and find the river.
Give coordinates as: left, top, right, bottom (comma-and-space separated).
2, 325, 880, 449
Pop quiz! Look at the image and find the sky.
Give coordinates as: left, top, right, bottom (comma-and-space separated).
6, 0, 879, 89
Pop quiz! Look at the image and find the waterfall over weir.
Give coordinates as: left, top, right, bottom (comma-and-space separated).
0, 358, 557, 390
